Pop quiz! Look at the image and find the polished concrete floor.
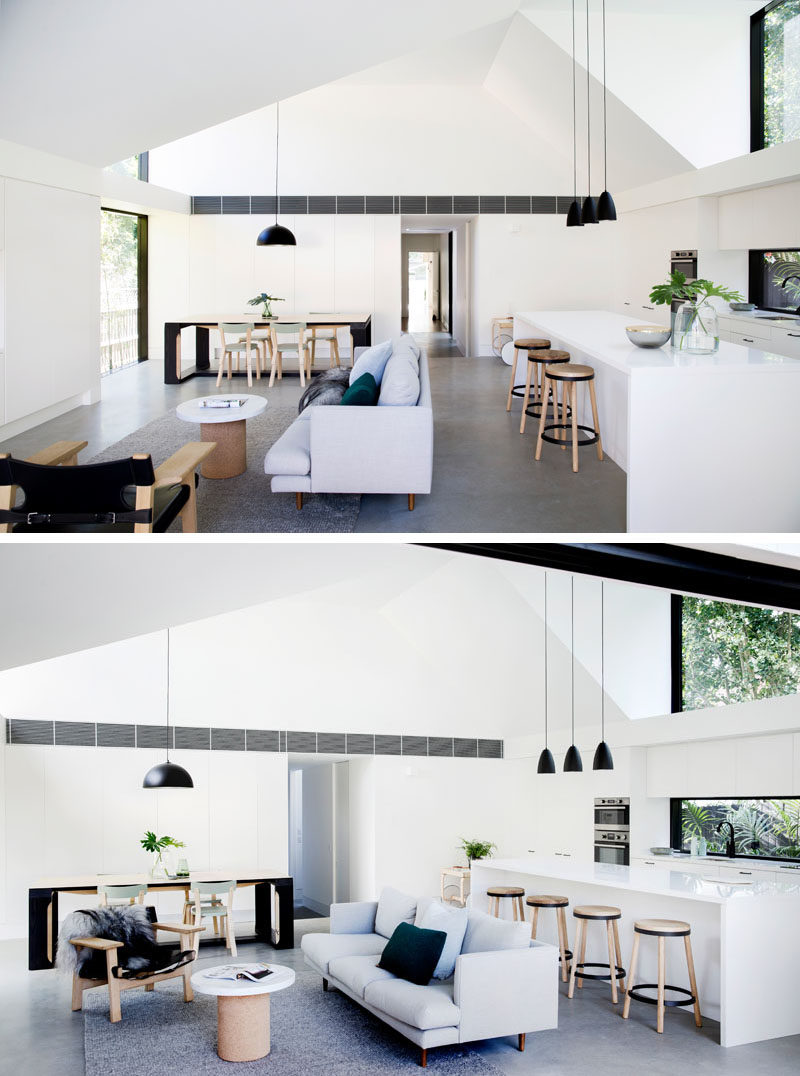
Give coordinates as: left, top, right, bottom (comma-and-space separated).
3, 918, 799, 1076
0, 335, 627, 533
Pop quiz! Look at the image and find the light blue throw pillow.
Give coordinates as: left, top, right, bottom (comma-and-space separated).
417, 901, 469, 980
377, 353, 420, 406
349, 340, 393, 386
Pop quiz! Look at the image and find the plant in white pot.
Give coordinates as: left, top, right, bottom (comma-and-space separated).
459, 838, 497, 867
650, 272, 743, 355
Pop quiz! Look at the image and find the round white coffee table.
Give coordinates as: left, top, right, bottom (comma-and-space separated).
176, 394, 267, 479
191, 963, 295, 1062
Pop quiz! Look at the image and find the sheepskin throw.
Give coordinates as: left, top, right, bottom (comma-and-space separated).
56, 905, 179, 980
298, 367, 351, 412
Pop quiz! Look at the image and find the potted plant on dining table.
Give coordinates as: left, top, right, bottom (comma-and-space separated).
247, 292, 285, 319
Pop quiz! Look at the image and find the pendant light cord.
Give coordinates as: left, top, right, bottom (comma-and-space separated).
571, 577, 575, 742
544, 574, 549, 749
602, 0, 608, 191
275, 101, 280, 224
600, 582, 605, 740
572, 0, 578, 200
165, 630, 171, 762
586, 0, 591, 198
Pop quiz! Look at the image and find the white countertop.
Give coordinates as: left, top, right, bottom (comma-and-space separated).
514, 310, 800, 375
477, 856, 800, 904
723, 309, 800, 329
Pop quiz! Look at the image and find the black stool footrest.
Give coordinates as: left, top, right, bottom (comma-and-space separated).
626, 983, 696, 1008
540, 423, 600, 448
573, 961, 625, 982
559, 948, 574, 963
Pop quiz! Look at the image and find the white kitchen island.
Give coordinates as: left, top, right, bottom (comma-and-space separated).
513, 311, 800, 531
471, 856, 800, 1048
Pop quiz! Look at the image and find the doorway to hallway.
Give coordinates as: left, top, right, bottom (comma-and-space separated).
287, 759, 350, 920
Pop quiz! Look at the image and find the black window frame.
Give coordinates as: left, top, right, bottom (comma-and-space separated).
748, 248, 800, 313
670, 594, 683, 713
751, 0, 800, 151
99, 207, 149, 369
670, 796, 800, 863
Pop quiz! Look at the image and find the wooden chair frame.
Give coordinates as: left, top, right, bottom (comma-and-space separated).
69, 922, 204, 1023
184, 881, 237, 956
98, 884, 147, 908
0, 440, 216, 534
216, 323, 261, 388
269, 324, 308, 388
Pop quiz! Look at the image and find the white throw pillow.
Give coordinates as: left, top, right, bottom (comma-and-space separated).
349, 340, 393, 386
392, 333, 421, 362
461, 911, 530, 954
378, 354, 420, 407
375, 886, 417, 939
417, 901, 469, 980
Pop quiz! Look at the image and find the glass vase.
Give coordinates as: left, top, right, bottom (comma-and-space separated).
671, 301, 719, 355
150, 852, 167, 879
262, 301, 272, 319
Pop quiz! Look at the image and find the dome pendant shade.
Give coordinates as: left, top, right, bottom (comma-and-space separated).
592, 740, 614, 771
256, 223, 296, 247
143, 761, 194, 789
537, 748, 556, 774
581, 195, 598, 225
597, 190, 617, 221
563, 744, 583, 772
566, 199, 584, 227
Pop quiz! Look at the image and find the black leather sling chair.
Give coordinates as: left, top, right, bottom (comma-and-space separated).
0, 439, 216, 533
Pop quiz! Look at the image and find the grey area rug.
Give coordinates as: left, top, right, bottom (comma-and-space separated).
83, 963, 506, 1075
89, 406, 360, 533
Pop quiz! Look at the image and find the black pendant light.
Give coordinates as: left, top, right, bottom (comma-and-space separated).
597, 0, 617, 221
581, 0, 598, 225
592, 581, 614, 770
537, 573, 556, 774
563, 576, 583, 772
566, 0, 584, 228
143, 630, 193, 789
257, 100, 297, 247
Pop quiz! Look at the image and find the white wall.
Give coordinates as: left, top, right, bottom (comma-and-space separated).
718, 178, 800, 251
301, 763, 333, 915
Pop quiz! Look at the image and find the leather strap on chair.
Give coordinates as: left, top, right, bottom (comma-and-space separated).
0, 508, 153, 526
111, 949, 196, 980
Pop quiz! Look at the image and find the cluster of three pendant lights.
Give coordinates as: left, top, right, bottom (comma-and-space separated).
567, 0, 616, 228
538, 575, 613, 774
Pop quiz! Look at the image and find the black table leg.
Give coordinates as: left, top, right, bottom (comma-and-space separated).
351, 320, 372, 349
29, 887, 57, 970
254, 878, 294, 950
196, 326, 210, 371
164, 323, 183, 385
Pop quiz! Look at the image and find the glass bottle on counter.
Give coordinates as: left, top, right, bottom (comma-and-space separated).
671, 301, 719, 354
697, 836, 707, 856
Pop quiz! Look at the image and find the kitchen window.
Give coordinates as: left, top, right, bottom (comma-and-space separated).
676, 595, 800, 712
671, 797, 800, 863
748, 249, 800, 313
751, 0, 800, 150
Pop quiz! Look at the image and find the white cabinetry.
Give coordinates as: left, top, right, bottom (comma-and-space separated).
718, 864, 776, 883
734, 734, 793, 795
686, 739, 736, 797
794, 734, 800, 794
646, 744, 687, 797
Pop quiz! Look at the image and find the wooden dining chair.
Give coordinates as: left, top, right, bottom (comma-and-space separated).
98, 884, 147, 907
216, 323, 261, 387
306, 326, 343, 371
269, 323, 308, 387
184, 880, 237, 955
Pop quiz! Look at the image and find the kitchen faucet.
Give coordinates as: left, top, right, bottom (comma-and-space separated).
717, 820, 736, 858
780, 274, 800, 315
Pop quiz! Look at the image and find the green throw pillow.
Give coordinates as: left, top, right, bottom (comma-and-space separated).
377, 921, 447, 986
340, 372, 379, 406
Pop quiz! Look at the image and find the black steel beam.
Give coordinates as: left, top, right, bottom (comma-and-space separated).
422, 543, 800, 611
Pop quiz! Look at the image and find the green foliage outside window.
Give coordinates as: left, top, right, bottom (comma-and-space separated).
682, 597, 800, 711
678, 798, 800, 860
764, 0, 800, 148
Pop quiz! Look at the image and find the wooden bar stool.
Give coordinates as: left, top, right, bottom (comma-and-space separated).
505, 338, 551, 414
622, 919, 702, 1034
519, 349, 571, 434
487, 886, 526, 922
567, 906, 625, 1004
535, 364, 603, 473
526, 895, 572, 983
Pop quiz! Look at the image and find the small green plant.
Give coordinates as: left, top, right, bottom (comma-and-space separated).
247, 292, 284, 318
459, 838, 497, 864
141, 831, 185, 873
649, 271, 743, 309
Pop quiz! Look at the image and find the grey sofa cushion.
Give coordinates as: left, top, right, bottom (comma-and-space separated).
375, 886, 417, 939
461, 911, 531, 955
301, 931, 387, 975
328, 953, 396, 998
364, 978, 460, 1031
264, 410, 311, 476
378, 352, 420, 407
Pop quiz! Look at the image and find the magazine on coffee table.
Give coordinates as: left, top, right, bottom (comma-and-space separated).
205, 962, 273, 982
199, 397, 247, 409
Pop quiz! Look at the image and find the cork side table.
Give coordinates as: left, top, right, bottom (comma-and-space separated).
191, 963, 295, 1062
176, 395, 267, 479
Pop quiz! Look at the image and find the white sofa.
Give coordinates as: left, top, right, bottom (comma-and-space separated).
301, 895, 558, 1067
264, 337, 433, 511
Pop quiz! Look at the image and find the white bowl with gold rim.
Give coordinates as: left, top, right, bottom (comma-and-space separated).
625, 325, 671, 348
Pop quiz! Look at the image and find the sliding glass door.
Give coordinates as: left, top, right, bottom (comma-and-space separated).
100, 208, 148, 375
